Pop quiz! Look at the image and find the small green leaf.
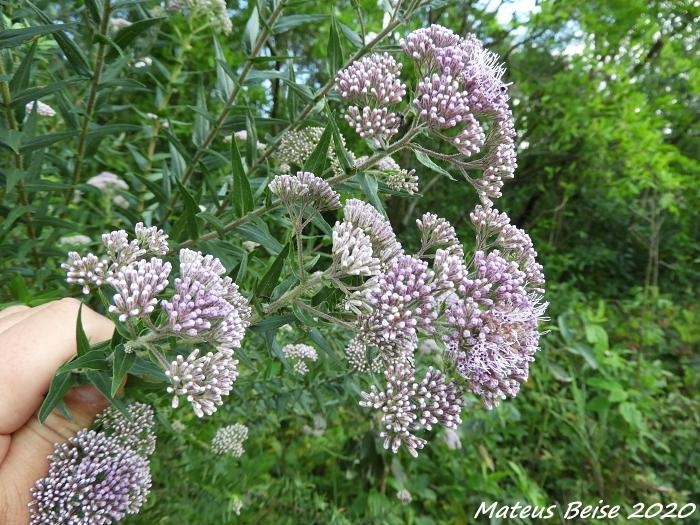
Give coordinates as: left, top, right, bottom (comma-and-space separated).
547, 362, 572, 382
256, 243, 290, 298
244, 6, 260, 55
107, 17, 165, 60
414, 150, 455, 180
173, 178, 201, 239
339, 22, 363, 48
86, 371, 129, 414
619, 402, 644, 429
230, 139, 254, 217
38, 372, 75, 423
192, 85, 210, 148
0, 24, 70, 49
273, 14, 328, 34
355, 172, 385, 214
327, 17, 344, 78
56, 349, 109, 374
303, 125, 333, 175
325, 103, 353, 171
9, 41, 37, 94
111, 345, 136, 397
245, 110, 258, 166
76, 303, 90, 356
236, 218, 283, 254
213, 36, 235, 101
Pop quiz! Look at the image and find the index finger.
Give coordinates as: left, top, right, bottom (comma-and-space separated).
0, 298, 114, 434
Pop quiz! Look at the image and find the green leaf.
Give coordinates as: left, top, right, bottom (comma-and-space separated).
38, 372, 75, 423
256, 243, 290, 298
75, 303, 90, 356
327, 17, 344, 78
236, 219, 283, 254
85, 0, 101, 25
213, 37, 235, 101
619, 402, 644, 430
230, 138, 254, 217
12, 78, 84, 106
106, 17, 165, 60
111, 345, 136, 397
173, 178, 201, 239
273, 14, 328, 34
86, 370, 129, 413
245, 109, 258, 166
547, 362, 572, 382
0, 24, 70, 49
9, 41, 37, 94
192, 84, 210, 148
565, 343, 598, 369
584, 323, 609, 351
56, 349, 109, 374
355, 171, 385, 214
325, 102, 353, 171
414, 150, 455, 180
244, 5, 260, 55
303, 125, 333, 175
339, 22, 363, 48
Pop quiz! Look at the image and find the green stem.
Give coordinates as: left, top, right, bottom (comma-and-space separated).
261, 271, 325, 316
145, 28, 194, 171
64, 0, 112, 205
160, 0, 288, 223
0, 57, 41, 269
177, 128, 421, 249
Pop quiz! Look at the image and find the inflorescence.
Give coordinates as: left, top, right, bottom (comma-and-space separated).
335, 23, 518, 203
326, 24, 548, 456
29, 403, 156, 524
62, 225, 251, 418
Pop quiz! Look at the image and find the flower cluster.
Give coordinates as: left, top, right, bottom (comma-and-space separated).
212, 423, 249, 456
25, 100, 56, 117
336, 25, 518, 203
359, 364, 462, 457
416, 212, 463, 258
168, 0, 232, 34
340, 199, 403, 264
63, 226, 251, 419
331, 221, 381, 277
335, 53, 406, 141
85, 171, 131, 208
356, 155, 419, 194
281, 343, 318, 375
272, 127, 346, 177
330, 197, 546, 454
29, 404, 156, 524
161, 249, 252, 350
268, 171, 340, 216
63, 223, 169, 294
166, 348, 240, 417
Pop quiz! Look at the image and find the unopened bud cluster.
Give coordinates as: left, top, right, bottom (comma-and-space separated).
62, 224, 251, 418
29, 404, 156, 524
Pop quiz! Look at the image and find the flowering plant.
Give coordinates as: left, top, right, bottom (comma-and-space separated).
1, 0, 547, 520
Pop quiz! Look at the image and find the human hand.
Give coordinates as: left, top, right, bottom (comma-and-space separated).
0, 298, 114, 525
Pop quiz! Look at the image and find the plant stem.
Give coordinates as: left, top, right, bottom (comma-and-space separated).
0, 57, 41, 268
261, 271, 325, 316
64, 0, 112, 205
244, 3, 423, 176
160, 0, 288, 224
178, 128, 420, 249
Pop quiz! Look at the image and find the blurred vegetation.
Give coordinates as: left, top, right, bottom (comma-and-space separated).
0, 0, 698, 523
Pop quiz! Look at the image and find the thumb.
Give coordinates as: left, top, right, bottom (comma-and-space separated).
0, 385, 109, 523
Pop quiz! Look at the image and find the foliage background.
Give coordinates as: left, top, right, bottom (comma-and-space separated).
0, 0, 698, 523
